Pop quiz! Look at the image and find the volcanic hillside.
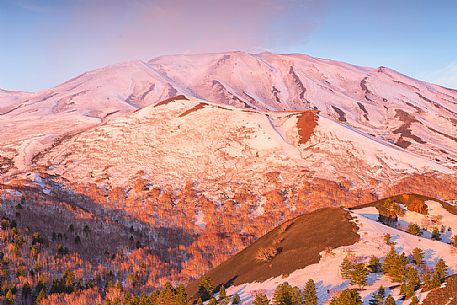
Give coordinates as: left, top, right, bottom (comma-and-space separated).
1, 52, 457, 182
32, 96, 451, 198
191, 194, 457, 304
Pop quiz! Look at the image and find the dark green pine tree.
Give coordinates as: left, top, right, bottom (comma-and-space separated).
198, 276, 215, 301
422, 271, 432, 289
36, 289, 46, 304
350, 263, 368, 288
253, 294, 271, 305
158, 282, 176, 304
369, 286, 385, 305
273, 282, 296, 305
303, 279, 318, 305
400, 267, 420, 298
429, 271, 442, 289
431, 227, 441, 241
340, 257, 353, 279
367, 256, 382, 273
4, 290, 14, 305
434, 258, 448, 281
218, 284, 227, 301
383, 248, 408, 282
411, 248, 424, 267
292, 286, 303, 305
175, 284, 188, 305
329, 289, 362, 305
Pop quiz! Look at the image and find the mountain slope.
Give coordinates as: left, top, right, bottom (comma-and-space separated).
34, 96, 452, 198
192, 194, 457, 304
186, 207, 359, 299
1, 52, 457, 180
148, 52, 457, 168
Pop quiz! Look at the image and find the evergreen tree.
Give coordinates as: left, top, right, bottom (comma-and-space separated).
36, 289, 46, 304
254, 294, 271, 305
175, 284, 188, 305
63, 268, 76, 292
410, 295, 419, 305
4, 290, 14, 305
218, 285, 227, 301
303, 279, 318, 305
384, 295, 396, 305
329, 289, 362, 305
350, 263, 368, 288
430, 271, 442, 289
198, 276, 214, 301
367, 256, 382, 273
340, 257, 353, 279
197, 298, 203, 305
422, 271, 432, 290
292, 287, 303, 305
272, 282, 301, 305
400, 267, 420, 298
383, 233, 394, 246
434, 258, 448, 281
158, 282, 175, 305
207, 298, 217, 305
383, 248, 408, 282
411, 248, 424, 267
368, 286, 385, 305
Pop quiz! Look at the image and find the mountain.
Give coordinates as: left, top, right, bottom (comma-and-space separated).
1, 52, 457, 181
33, 96, 451, 199
148, 52, 457, 168
189, 194, 457, 304
1, 52, 457, 304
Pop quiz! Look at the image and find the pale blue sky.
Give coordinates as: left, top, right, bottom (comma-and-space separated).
1, 0, 456, 91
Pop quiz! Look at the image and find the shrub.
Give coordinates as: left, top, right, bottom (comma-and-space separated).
431, 228, 441, 241
256, 247, 278, 263
407, 223, 422, 236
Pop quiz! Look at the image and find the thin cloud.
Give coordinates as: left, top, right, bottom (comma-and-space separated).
13, 0, 54, 12
428, 63, 457, 89
57, 0, 326, 60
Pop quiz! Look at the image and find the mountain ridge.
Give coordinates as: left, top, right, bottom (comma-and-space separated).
2, 51, 456, 181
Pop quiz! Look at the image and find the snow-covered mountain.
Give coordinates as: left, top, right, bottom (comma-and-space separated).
1, 52, 456, 183
34, 96, 451, 198
148, 52, 457, 168
1, 53, 457, 304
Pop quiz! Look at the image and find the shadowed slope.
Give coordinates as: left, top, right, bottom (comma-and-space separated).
187, 207, 359, 299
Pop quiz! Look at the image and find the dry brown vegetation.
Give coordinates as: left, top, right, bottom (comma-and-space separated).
0, 170, 456, 303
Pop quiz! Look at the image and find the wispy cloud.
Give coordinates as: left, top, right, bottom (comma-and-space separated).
428, 63, 457, 89
53, 0, 326, 60
14, 0, 53, 12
